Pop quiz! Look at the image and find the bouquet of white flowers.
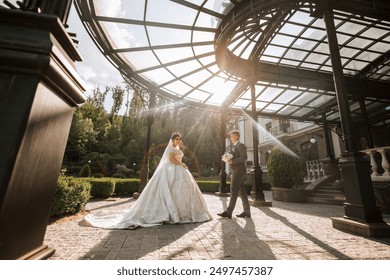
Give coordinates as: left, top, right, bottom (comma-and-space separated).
221, 152, 233, 163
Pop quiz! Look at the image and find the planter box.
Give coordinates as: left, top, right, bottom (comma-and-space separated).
272, 187, 307, 203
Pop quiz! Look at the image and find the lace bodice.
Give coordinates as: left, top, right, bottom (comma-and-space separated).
168, 147, 183, 163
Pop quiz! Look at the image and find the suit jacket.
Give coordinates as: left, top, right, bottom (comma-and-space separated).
227, 141, 247, 174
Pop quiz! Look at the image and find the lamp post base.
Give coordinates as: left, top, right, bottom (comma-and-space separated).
331, 217, 390, 238
249, 199, 272, 207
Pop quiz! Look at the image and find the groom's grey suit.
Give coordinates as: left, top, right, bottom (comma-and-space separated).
225, 141, 250, 216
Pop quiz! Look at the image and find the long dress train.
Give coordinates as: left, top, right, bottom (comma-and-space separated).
84, 145, 212, 229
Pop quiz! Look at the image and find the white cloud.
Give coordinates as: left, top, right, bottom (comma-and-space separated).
94, 0, 125, 17
68, 4, 126, 112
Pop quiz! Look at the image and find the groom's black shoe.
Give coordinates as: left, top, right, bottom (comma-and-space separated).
236, 212, 251, 218
217, 211, 231, 218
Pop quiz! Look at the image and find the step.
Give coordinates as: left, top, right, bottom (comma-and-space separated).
316, 189, 344, 194
309, 192, 345, 200
307, 196, 345, 205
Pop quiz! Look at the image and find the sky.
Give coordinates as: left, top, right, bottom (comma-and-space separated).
67, 4, 126, 112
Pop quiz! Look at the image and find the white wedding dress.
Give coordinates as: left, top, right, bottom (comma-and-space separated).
84, 140, 212, 229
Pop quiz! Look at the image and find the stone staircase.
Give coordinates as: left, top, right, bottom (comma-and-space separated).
306, 183, 346, 205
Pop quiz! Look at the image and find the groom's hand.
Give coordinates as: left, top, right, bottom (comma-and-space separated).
227, 159, 233, 165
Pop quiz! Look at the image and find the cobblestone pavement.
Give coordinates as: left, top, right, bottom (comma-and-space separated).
44, 191, 390, 260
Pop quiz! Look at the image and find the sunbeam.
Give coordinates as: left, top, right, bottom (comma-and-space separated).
239, 109, 299, 158
143, 99, 187, 115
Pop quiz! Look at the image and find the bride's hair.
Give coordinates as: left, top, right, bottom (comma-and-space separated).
171, 132, 182, 141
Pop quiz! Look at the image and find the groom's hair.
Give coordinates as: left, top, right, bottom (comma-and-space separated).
229, 130, 240, 138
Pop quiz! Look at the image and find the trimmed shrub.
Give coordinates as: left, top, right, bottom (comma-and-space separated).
50, 176, 91, 217
86, 178, 116, 198
114, 178, 139, 195
197, 180, 220, 192
267, 144, 307, 189
112, 173, 126, 178
79, 164, 91, 177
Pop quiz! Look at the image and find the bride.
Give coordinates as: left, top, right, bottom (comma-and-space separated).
84, 132, 212, 229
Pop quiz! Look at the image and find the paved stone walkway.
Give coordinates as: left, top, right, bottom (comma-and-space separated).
44, 191, 390, 260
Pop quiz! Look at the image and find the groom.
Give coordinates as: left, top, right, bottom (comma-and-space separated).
218, 130, 251, 218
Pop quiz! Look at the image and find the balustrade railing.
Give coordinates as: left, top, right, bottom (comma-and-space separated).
360, 146, 390, 180
261, 146, 390, 182
305, 160, 325, 181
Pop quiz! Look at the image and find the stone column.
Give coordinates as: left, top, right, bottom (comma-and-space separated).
0, 6, 85, 259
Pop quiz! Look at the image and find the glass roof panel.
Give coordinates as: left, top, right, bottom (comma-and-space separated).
181, 69, 215, 86
279, 23, 305, 36
344, 60, 369, 72
337, 21, 366, 34
163, 80, 194, 96
262, 45, 286, 58
198, 75, 226, 92
361, 27, 389, 39
288, 10, 312, 25
262, 103, 284, 112
232, 99, 251, 108
369, 41, 390, 52
258, 87, 283, 102
306, 53, 328, 65
284, 49, 308, 61
101, 22, 148, 49
291, 107, 314, 117
339, 47, 360, 59
146, 0, 197, 26
142, 69, 176, 85
196, 11, 219, 28
270, 34, 295, 46
165, 59, 204, 77
301, 28, 326, 41
94, 0, 144, 19
255, 101, 269, 110
356, 51, 381, 62
118, 51, 160, 69
334, 33, 352, 45
290, 92, 320, 106
307, 94, 334, 108
313, 43, 330, 55
274, 90, 303, 104
153, 47, 195, 64
192, 30, 215, 42
279, 105, 302, 115
185, 90, 211, 102
347, 38, 372, 49
147, 26, 192, 45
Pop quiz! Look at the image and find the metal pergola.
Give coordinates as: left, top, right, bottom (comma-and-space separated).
74, 0, 390, 128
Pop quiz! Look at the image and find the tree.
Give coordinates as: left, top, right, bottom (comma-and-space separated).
63, 84, 227, 179
110, 85, 125, 123
65, 110, 95, 156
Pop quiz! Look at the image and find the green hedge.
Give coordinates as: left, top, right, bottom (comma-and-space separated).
197, 180, 220, 192
114, 178, 139, 195
50, 176, 91, 217
197, 180, 252, 194
85, 178, 116, 198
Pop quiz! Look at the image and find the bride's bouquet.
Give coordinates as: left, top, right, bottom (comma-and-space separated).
221, 152, 233, 163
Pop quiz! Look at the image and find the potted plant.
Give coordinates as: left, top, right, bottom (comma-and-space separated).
267, 142, 308, 203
